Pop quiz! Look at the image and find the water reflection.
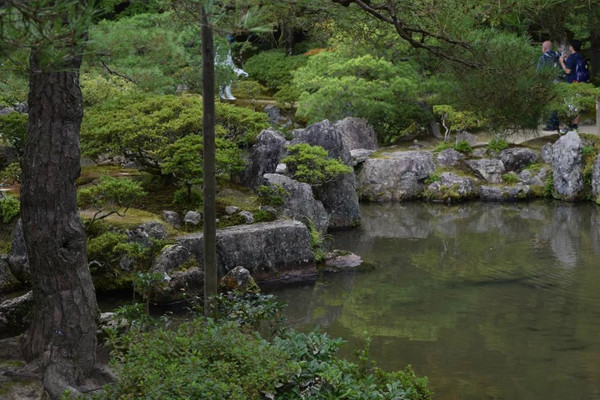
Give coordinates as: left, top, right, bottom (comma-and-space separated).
273, 201, 600, 400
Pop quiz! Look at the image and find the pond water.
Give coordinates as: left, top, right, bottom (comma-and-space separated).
272, 201, 600, 400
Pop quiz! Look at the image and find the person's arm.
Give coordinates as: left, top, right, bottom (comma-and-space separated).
560, 54, 572, 74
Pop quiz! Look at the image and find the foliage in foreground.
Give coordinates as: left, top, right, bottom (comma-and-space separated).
101, 293, 432, 400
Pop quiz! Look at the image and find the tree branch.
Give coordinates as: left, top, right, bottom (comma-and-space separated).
100, 60, 137, 83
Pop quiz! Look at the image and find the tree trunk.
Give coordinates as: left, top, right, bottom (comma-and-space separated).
20, 49, 99, 398
202, 6, 218, 317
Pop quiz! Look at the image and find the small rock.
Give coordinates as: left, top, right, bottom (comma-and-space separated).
350, 149, 375, 166
225, 206, 240, 215
162, 211, 182, 228
275, 163, 287, 174
184, 211, 202, 226
472, 148, 487, 158
456, 131, 478, 146
541, 143, 553, 164
465, 159, 505, 184
121, 161, 137, 169
219, 266, 259, 293
240, 211, 254, 224
323, 250, 363, 272
0, 291, 33, 338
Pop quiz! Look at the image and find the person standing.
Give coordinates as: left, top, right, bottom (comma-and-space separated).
559, 39, 590, 131
537, 40, 562, 131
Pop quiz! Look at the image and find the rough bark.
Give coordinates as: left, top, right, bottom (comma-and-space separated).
202, 6, 218, 316
20, 49, 99, 398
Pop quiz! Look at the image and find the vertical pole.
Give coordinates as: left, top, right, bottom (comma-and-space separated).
201, 5, 217, 317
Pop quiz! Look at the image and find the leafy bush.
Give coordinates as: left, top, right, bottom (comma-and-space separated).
256, 184, 288, 207
80, 74, 139, 106
424, 174, 441, 184
502, 172, 519, 184
81, 94, 268, 172
453, 141, 472, 155
433, 105, 485, 140
78, 175, 146, 229
0, 111, 27, 157
292, 51, 428, 145
441, 31, 556, 134
487, 137, 509, 154
0, 195, 20, 223
243, 50, 308, 91
550, 82, 600, 122
282, 143, 353, 186
433, 141, 453, 153
161, 135, 244, 204
0, 162, 22, 184
103, 303, 433, 400
105, 318, 293, 400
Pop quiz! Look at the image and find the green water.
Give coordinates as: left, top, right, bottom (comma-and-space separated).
272, 201, 600, 400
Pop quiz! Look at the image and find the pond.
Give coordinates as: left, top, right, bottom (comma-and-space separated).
272, 201, 600, 400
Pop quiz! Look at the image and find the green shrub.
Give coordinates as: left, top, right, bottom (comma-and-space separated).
0, 112, 27, 157
292, 51, 428, 145
256, 184, 288, 207
105, 318, 293, 400
80, 74, 139, 106
81, 94, 268, 171
243, 50, 308, 91
453, 141, 472, 155
433, 105, 486, 138
424, 174, 441, 184
0, 162, 22, 184
172, 187, 203, 208
77, 175, 146, 229
487, 137, 509, 154
502, 172, 519, 184
103, 304, 433, 400
433, 141, 453, 153
161, 135, 244, 204
282, 143, 353, 186
0, 195, 20, 223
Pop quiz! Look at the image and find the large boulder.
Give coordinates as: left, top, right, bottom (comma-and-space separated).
479, 184, 532, 201
356, 151, 435, 201
465, 159, 505, 183
264, 105, 290, 126
499, 148, 540, 172
243, 129, 287, 188
290, 120, 361, 227
313, 173, 361, 229
7, 219, 29, 284
0, 291, 32, 338
176, 220, 316, 282
552, 131, 583, 200
291, 119, 352, 165
518, 166, 550, 187
334, 117, 378, 151
425, 172, 479, 202
436, 148, 465, 167
263, 173, 329, 232
151, 244, 203, 303
592, 155, 600, 203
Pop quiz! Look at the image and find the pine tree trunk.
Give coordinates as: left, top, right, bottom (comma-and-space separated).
20, 49, 99, 398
